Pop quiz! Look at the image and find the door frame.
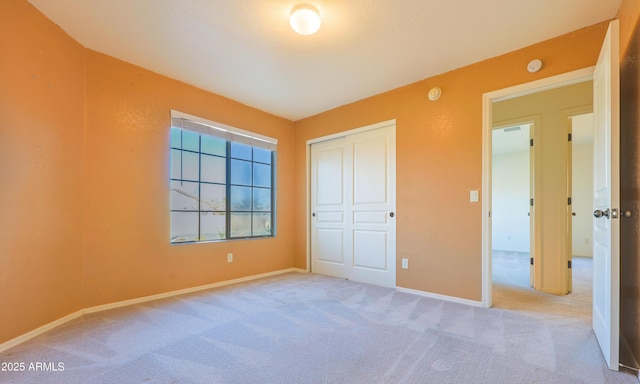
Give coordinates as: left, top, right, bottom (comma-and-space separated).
563, 106, 595, 294
305, 119, 397, 273
481, 67, 594, 307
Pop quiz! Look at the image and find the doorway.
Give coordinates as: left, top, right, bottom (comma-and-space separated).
491, 123, 532, 290
481, 67, 595, 306
490, 80, 592, 298
482, 20, 619, 369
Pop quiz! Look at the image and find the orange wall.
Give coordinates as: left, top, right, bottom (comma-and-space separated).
0, 1, 85, 343
82, 51, 295, 308
618, 0, 640, 369
294, 22, 609, 301
0, 0, 629, 349
1, 0, 295, 345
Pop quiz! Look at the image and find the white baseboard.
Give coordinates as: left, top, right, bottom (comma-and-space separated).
0, 310, 84, 354
0, 268, 301, 354
396, 286, 484, 307
84, 268, 300, 314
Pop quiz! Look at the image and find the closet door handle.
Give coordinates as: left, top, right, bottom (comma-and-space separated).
389, 212, 395, 218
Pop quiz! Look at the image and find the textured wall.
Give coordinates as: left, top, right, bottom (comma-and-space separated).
82, 51, 296, 308
0, 0, 85, 344
0, 0, 295, 345
294, 23, 609, 301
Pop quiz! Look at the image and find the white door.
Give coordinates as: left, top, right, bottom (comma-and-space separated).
310, 136, 348, 279
311, 124, 396, 288
592, 19, 620, 371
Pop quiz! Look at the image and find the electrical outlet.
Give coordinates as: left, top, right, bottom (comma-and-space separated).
401, 258, 408, 269
227, 253, 233, 263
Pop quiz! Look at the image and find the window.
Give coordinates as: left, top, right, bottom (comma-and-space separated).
169, 111, 276, 243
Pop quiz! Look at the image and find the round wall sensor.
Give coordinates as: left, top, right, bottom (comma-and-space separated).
428, 87, 441, 101
527, 59, 543, 73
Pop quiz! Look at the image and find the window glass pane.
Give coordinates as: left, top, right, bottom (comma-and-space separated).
170, 211, 198, 243
201, 135, 226, 156
230, 186, 251, 211
170, 128, 182, 149
253, 163, 271, 188
169, 121, 275, 243
231, 159, 252, 186
253, 148, 271, 164
252, 213, 272, 236
182, 130, 200, 152
201, 154, 226, 184
201, 212, 226, 240
201, 183, 226, 212
170, 149, 181, 179
170, 181, 199, 211
231, 142, 252, 160
230, 213, 251, 238
253, 188, 271, 211
182, 151, 199, 181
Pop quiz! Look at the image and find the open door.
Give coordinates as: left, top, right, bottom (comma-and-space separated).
592, 19, 620, 371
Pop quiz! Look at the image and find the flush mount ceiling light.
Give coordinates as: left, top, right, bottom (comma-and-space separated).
290, 4, 321, 35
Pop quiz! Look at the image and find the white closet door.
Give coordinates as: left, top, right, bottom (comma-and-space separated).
311, 123, 396, 288
311, 136, 349, 279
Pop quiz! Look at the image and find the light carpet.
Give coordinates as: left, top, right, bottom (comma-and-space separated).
0, 270, 637, 383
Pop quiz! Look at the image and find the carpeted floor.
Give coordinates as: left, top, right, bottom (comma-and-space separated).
492, 250, 592, 319
0, 270, 637, 383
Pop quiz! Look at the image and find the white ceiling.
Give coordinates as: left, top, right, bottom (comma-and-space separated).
27, 0, 621, 121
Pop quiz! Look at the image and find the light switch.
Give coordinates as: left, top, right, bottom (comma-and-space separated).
470, 190, 479, 203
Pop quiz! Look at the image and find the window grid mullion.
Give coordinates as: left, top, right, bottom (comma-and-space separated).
225, 141, 231, 239
197, 136, 202, 241
171, 126, 274, 243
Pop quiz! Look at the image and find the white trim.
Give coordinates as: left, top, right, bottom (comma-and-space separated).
305, 143, 312, 273
84, 268, 299, 314
485, 67, 594, 102
481, 67, 595, 308
305, 119, 396, 145
396, 287, 484, 307
0, 310, 84, 354
0, 268, 301, 354
305, 119, 397, 274
171, 109, 277, 146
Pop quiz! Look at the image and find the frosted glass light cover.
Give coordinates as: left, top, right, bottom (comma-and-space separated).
290, 5, 321, 35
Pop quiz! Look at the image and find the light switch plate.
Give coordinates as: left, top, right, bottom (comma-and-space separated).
470, 190, 479, 203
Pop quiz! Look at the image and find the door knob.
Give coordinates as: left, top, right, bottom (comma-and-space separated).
572, 212, 576, 216
389, 212, 395, 217
594, 209, 610, 219
622, 210, 633, 218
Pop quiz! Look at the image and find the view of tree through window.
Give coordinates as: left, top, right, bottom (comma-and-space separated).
170, 126, 274, 243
